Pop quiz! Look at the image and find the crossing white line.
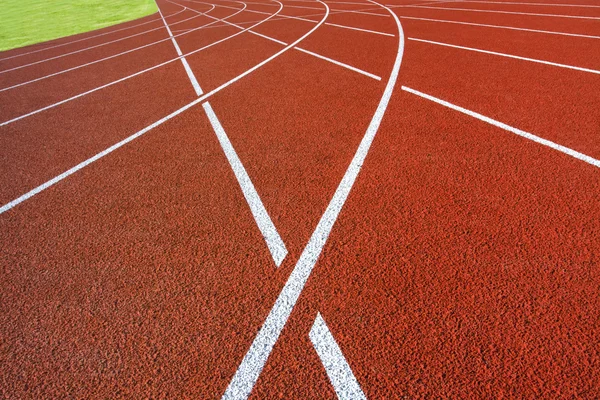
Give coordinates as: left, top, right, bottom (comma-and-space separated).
310, 313, 367, 400
409, 37, 600, 75
221, 1, 404, 398
402, 86, 600, 168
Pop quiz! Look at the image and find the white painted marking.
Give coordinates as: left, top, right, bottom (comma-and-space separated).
402, 86, 600, 168
0, 8, 186, 62
157, 4, 204, 96
325, 21, 394, 36
0, 11, 207, 74
295, 47, 381, 80
221, 1, 404, 398
331, 8, 389, 16
284, 4, 325, 10
310, 313, 367, 400
203, 102, 288, 266
0, 101, 197, 215
401, 4, 600, 20
399, 15, 600, 39
409, 37, 600, 75
457, 1, 600, 8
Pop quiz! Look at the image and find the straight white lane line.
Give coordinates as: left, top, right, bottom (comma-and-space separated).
456, 1, 600, 8
157, 4, 204, 96
409, 37, 600, 75
0, 101, 197, 215
221, 1, 404, 398
402, 86, 600, 168
0, 8, 186, 63
203, 102, 288, 266
325, 21, 394, 36
331, 7, 389, 16
295, 47, 381, 80
399, 15, 600, 39
400, 4, 600, 20
310, 313, 367, 400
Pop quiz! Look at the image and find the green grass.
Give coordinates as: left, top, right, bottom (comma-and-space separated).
0, 0, 159, 52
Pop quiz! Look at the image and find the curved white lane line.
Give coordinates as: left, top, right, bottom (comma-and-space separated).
0, 8, 187, 63
221, 0, 404, 398
0, 0, 321, 214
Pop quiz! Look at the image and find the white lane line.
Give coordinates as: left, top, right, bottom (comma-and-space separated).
0, 3, 256, 126
0, 101, 197, 215
180, 2, 381, 80
0, 11, 207, 74
325, 21, 394, 36
400, 4, 600, 20
456, 1, 600, 8
0, 0, 322, 217
331, 8, 389, 15
284, 4, 325, 10
221, 0, 404, 398
399, 15, 600, 39
0, 8, 186, 63
203, 102, 288, 266
309, 313, 367, 400
157, 3, 204, 96
402, 86, 600, 168
409, 37, 600, 75
295, 47, 381, 80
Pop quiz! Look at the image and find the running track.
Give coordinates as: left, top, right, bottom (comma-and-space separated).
1, 0, 599, 398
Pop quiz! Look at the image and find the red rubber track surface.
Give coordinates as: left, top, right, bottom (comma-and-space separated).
1, 0, 599, 398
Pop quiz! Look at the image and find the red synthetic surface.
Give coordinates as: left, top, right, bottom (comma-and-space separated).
1, 0, 599, 398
